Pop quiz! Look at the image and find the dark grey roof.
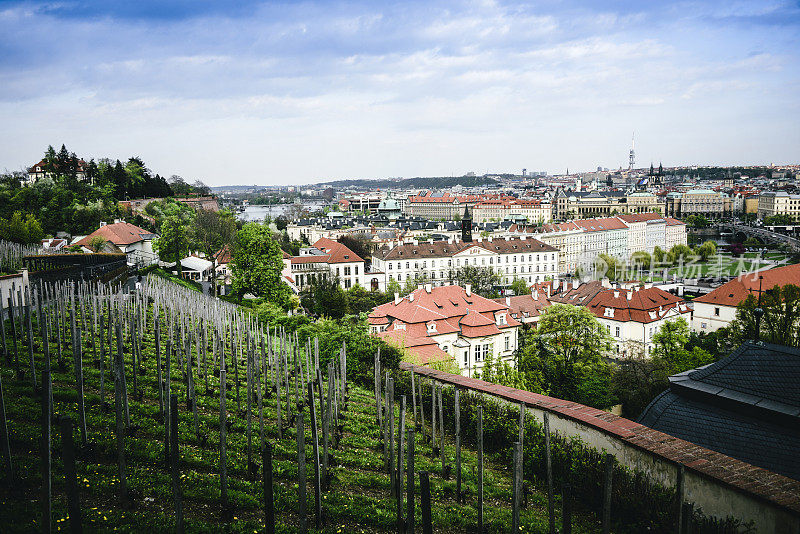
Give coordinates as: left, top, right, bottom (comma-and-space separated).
640, 390, 800, 481
639, 341, 800, 481
688, 342, 800, 407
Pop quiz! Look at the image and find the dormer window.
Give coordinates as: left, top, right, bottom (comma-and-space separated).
604, 307, 614, 318
427, 322, 437, 334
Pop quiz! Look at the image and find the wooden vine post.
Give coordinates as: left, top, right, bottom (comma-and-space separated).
544, 412, 555, 534
60, 416, 83, 534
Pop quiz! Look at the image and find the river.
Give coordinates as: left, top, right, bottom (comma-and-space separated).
236, 201, 328, 222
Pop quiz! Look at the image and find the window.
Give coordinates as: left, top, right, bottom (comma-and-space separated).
615, 326, 620, 338
714, 307, 720, 316
505, 336, 510, 351
463, 351, 469, 365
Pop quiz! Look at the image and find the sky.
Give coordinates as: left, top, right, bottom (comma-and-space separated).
0, 0, 798, 186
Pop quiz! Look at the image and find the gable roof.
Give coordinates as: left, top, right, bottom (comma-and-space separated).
693, 263, 800, 307
74, 222, 155, 247
551, 281, 689, 323
314, 238, 364, 264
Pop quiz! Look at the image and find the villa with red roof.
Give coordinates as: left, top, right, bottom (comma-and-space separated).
369, 284, 520, 377
74, 221, 158, 265
691, 263, 800, 333
550, 279, 691, 358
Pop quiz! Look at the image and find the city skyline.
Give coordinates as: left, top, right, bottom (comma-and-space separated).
1, 0, 798, 186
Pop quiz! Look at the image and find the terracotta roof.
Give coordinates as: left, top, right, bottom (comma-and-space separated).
551, 281, 690, 323
572, 217, 627, 231
74, 222, 155, 247
290, 255, 332, 264
314, 238, 364, 264
693, 263, 800, 307
617, 213, 665, 223
493, 293, 551, 321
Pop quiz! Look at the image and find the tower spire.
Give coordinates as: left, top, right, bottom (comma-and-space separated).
628, 132, 636, 171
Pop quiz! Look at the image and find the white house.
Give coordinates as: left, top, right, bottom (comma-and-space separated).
691, 263, 800, 333
551, 280, 692, 358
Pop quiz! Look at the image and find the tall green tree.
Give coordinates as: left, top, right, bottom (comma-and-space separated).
520, 304, 615, 408
613, 318, 716, 418
193, 208, 237, 295
448, 265, 502, 298
230, 222, 291, 307
727, 284, 800, 346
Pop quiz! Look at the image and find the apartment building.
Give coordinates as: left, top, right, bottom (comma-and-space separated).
405, 191, 483, 219
665, 189, 731, 218
757, 192, 800, 220
372, 235, 559, 288
472, 198, 552, 224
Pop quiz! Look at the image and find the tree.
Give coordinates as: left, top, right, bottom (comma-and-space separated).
685, 214, 711, 228
193, 208, 237, 295
154, 216, 189, 275
666, 244, 694, 265
614, 318, 717, 418
386, 278, 402, 297
338, 234, 373, 261
448, 265, 502, 298
0, 211, 44, 244
695, 240, 717, 262
300, 276, 347, 318
653, 246, 666, 264
88, 236, 107, 252
230, 222, 292, 307
727, 284, 800, 346
519, 304, 615, 408
595, 253, 623, 281
508, 277, 530, 296
630, 250, 652, 269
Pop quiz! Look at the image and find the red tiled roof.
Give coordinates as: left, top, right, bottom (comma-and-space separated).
290, 255, 332, 264
314, 238, 364, 264
693, 263, 800, 307
617, 213, 665, 223
74, 222, 154, 247
551, 281, 689, 323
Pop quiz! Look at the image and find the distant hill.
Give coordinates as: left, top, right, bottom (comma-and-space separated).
318, 175, 498, 189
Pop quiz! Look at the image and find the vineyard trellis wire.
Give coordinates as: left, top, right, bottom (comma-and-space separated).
0, 272, 760, 533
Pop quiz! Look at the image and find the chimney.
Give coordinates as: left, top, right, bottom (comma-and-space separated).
394, 292, 400, 305
505, 296, 511, 307
488, 236, 492, 242
425, 284, 432, 293
533, 289, 539, 300
546, 285, 551, 298
465, 284, 472, 297
572, 279, 579, 290
99, 221, 107, 227
627, 291, 632, 301
409, 293, 414, 302
614, 290, 619, 298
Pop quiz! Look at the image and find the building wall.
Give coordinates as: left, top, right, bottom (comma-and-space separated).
691, 301, 737, 332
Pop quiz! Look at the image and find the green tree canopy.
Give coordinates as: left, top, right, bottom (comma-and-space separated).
448, 265, 502, 298
230, 222, 292, 308
519, 304, 616, 408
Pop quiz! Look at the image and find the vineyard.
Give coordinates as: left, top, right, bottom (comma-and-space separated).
0, 275, 610, 533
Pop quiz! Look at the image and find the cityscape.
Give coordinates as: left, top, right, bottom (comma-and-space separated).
1, 1, 799, 533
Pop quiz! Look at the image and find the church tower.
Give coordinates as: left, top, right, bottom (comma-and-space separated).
461, 206, 472, 242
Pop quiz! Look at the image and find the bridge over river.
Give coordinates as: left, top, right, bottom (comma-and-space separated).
717, 222, 800, 253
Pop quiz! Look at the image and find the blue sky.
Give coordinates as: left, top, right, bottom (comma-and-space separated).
0, 1, 797, 185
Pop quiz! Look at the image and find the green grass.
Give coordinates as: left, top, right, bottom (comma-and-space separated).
0, 305, 601, 533
150, 268, 203, 292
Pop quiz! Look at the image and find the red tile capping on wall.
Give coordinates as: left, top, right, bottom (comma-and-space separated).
400, 362, 800, 516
